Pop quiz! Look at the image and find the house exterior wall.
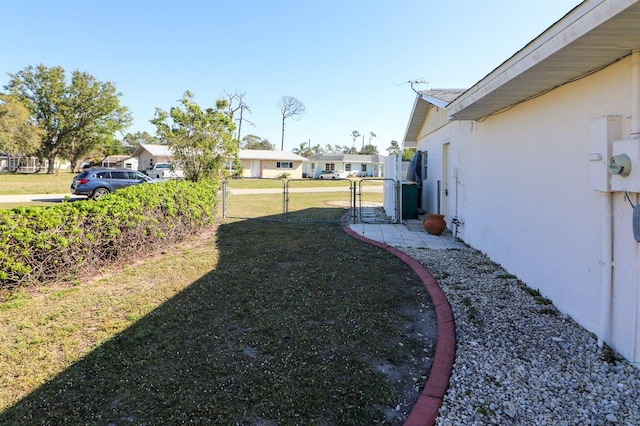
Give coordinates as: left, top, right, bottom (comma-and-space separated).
418, 103, 450, 137
304, 160, 385, 178
240, 159, 304, 179
417, 57, 640, 363
116, 157, 139, 170
137, 152, 172, 172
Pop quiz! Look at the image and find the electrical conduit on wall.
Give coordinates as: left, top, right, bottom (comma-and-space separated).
601, 50, 640, 357
632, 50, 640, 363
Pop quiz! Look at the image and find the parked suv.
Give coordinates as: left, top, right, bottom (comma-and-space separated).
71, 167, 157, 200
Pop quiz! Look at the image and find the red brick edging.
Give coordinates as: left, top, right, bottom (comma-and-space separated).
341, 218, 456, 426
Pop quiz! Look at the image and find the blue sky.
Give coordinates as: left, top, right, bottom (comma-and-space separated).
1, 0, 582, 153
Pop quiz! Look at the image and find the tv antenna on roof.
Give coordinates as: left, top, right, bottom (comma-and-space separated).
398, 78, 428, 95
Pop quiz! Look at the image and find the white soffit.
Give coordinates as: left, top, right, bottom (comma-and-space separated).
448, 0, 640, 120
403, 89, 466, 145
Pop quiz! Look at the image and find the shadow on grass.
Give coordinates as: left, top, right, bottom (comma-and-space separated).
0, 209, 436, 425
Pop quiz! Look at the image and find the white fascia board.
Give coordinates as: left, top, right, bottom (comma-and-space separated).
448, 0, 638, 118
420, 94, 448, 109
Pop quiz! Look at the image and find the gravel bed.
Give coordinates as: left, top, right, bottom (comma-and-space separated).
399, 246, 640, 425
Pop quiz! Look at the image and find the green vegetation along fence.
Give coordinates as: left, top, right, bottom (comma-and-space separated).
221, 178, 399, 224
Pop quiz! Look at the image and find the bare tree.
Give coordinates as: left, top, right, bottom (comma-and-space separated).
222, 90, 253, 144
277, 95, 305, 151
235, 101, 253, 144
223, 90, 243, 118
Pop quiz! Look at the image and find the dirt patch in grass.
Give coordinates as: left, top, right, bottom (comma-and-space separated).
0, 218, 436, 424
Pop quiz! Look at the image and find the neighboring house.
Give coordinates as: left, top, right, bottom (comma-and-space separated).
130, 144, 175, 172
0, 155, 68, 173
116, 156, 139, 170
305, 153, 387, 179
403, 0, 640, 366
101, 155, 131, 168
238, 150, 307, 178
0, 155, 40, 173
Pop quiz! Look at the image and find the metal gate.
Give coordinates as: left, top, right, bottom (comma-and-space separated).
356, 178, 399, 224
221, 178, 398, 224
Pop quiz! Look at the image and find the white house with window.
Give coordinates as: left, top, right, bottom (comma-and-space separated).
238, 150, 308, 178
305, 153, 387, 179
130, 144, 175, 172
403, 0, 640, 366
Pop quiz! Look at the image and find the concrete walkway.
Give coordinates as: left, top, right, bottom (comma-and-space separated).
349, 219, 467, 249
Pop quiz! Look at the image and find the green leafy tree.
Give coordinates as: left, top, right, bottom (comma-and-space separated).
402, 148, 417, 161
151, 91, 237, 182
342, 145, 358, 154
4, 64, 131, 173
123, 131, 160, 151
62, 128, 116, 171
242, 134, 274, 150
359, 144, 379, 155
0, 94, 43, 156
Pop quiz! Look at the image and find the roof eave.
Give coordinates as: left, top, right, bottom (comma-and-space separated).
448, 0, 640, 121
402, 95, 434, 147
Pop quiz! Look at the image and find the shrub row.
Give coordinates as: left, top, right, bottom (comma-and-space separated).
0, 180, 219, 290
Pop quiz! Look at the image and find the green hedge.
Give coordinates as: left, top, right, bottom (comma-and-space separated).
0, 180, 218, 290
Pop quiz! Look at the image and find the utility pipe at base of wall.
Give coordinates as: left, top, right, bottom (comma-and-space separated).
599, 191, 613, 348
632, 50, 640, 363
634, 192, 640, 365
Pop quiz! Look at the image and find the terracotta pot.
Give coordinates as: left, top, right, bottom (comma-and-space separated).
422, 214, 446, 235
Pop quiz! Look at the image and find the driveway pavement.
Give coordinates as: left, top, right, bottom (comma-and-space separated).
0, 194, 86, 203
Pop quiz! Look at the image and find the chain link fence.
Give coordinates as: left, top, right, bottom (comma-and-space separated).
357, 179, 398, 224
221, 178, 399, 224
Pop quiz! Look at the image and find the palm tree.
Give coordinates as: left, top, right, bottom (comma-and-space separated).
351, 130, 360, 148
292, 142, 311, 157
387, 140, 401, 155
369, 131, 377, 145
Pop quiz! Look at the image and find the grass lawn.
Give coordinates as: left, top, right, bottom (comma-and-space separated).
0, 172, 74, 195
0, 218, 436, 424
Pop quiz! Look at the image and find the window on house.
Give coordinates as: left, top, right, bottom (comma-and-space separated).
345, 163, 351, 171
325, 163, 335, 171
277, 161, 293, 169
361, 164, 367, 172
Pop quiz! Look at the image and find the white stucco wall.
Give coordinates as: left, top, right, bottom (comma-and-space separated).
417, 57, 640, 363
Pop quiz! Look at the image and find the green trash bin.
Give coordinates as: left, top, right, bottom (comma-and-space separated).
402, 181, 418, 219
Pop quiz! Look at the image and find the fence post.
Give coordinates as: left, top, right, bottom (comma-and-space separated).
283, 178, 288, 221
394, 180, 399, 224
352, 182, 357, 224
222, 179, 227, 218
